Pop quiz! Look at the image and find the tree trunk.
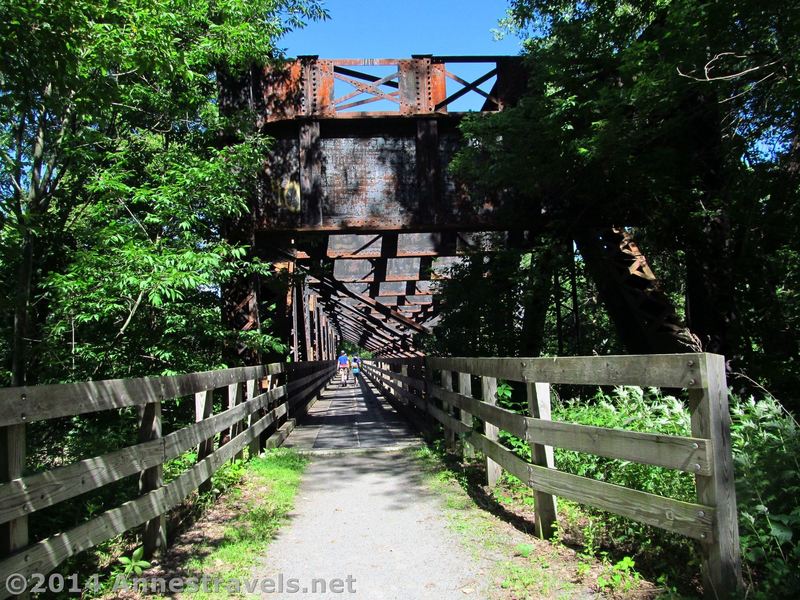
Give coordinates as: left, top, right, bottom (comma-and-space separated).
11, 232, 33, 387
576, 227, 701, 355
683, 90, 736, 359
520, 242, 555, 357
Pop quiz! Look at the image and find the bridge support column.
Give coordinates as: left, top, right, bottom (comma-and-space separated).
527, 382, 557, 539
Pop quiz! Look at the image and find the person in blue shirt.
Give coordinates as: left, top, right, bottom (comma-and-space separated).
337, 351, 350, 386
351, 355, 361, 384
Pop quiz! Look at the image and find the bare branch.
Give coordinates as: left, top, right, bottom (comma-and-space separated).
115, 290, 145, 339
677, 53, 780, 83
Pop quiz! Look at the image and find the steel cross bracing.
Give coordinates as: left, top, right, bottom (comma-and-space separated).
221, 55, 529, 357
221, 56, 697, 359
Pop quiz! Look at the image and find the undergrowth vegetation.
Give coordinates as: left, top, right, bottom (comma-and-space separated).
495, 385, 800, 598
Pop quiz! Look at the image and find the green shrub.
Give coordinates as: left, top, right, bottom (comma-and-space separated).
551, 387, 697, 571
497, 385, 800, 596
730, 396, 800, 596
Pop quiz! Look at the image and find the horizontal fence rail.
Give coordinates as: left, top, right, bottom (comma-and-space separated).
362, 353, 742, 599
0, 360, 336, 598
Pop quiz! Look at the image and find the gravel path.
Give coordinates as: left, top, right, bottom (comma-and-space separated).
252, 451, 490, 600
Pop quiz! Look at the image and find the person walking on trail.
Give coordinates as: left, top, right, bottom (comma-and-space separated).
352, 355, 361, 385
337, 351, 350, 387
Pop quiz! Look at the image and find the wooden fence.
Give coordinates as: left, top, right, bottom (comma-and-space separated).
362, 353, 742, 599
0, 360, 335, 598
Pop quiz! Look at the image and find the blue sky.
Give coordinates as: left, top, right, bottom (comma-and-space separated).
280, 1, 522, 58
279, 1, 523, 112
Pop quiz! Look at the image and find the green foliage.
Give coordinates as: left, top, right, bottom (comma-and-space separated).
596, 555, 641, 594
0, 0, 326, 385
452, 0, 800, 406
337, 340, 372, 359
515, 543, 534, 558
422, 243, 618, 359
497, 387, 800, 596
730, 397, 800, 596
175, 449, 308, 594
116, 547, 150, 577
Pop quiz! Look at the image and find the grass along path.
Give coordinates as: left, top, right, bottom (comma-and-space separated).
411, 444, 658, 599
103, 448, 308, 600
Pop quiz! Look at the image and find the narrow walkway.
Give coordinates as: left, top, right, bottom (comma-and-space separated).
253, 376, 490, 599
284, 373, 421, 452
254, 450, 488, 599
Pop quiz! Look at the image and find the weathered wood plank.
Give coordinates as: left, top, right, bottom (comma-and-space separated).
458, 373, 474, 459
138, 401, 165, 559
527, 382, 557, 539
0, 404, 286, 593
288, 368, 335, 411
468, 434, 714, 541
440, 370, 456, 450
689, 354, 743, 598
429, 382, 711, 474
481, 376, 501, 487
228, 382, 244, 462
428, 383, 526, 438
0, 387, 287, 526
363, 364, 425, 392
368, 357, 424, 367
246, 380, 259, 459
364, 366, 425, 409
0, 364, 286, 426
426, 354, 704, 388
0, 424, 27, 563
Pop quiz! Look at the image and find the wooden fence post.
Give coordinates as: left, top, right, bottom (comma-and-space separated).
228, 382, 244, 461
0, 423, 28, 574
481, 376, 501, 487
400, 364, 409, 404
422, 359, 436, 433
138, 401, 166, 559
259, 375, 275, 452
458, 373, 474, 459
527, 382, 557, 539
195, 389, 214, 494
246, 379, 260, 459
689, 354, 743, 599
441, 370, 455, 450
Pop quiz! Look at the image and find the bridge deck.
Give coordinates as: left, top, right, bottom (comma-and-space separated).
284, 373, 422, 452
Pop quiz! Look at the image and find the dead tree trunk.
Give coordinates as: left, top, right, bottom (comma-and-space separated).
575, 227, 701, 355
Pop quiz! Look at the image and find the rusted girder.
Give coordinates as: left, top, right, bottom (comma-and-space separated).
332, 256, 460, 283
247, 56, 523, 122
325, 232, 485, 258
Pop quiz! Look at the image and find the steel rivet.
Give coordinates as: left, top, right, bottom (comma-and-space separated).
698, 510, 705, 517
21, 393, 26, 401
700, 533, 707, 539
20, 413, 26, 421
692, 442, 699, 449
688, 378, 696, 385
694, 463, 702, 472
687, 360, 694, 367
